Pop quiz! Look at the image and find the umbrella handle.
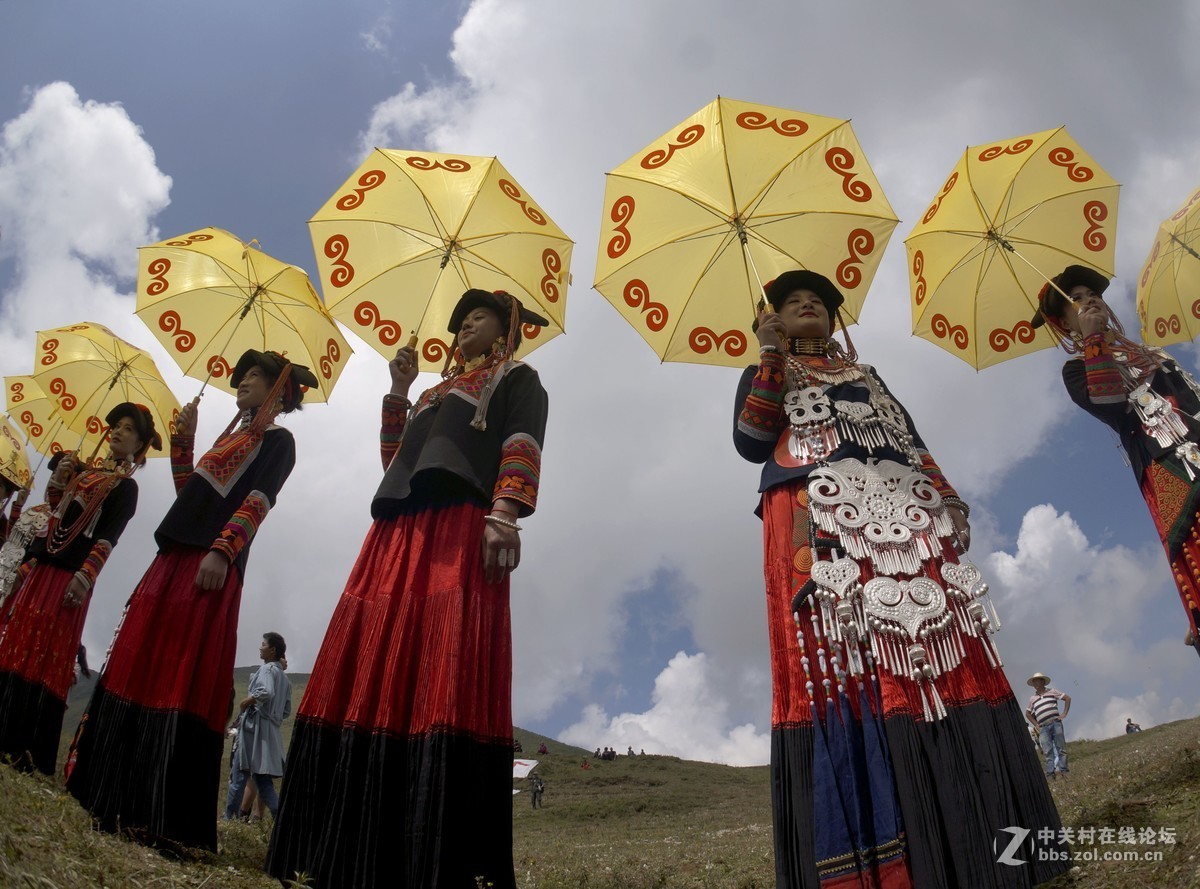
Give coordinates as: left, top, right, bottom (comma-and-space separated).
407, 333, 419, 349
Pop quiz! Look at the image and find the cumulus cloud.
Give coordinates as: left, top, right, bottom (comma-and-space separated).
558, 651, 771, 766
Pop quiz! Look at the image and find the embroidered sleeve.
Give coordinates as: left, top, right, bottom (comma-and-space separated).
737, 353, 787, 441
74, 539, 113, 591
917, 452, 958, 500
494, 433, 541, 511
211, 490, 271, 563
381, 394, 409, 471
171, 433, 196, 494
1081, 334, 1126, 405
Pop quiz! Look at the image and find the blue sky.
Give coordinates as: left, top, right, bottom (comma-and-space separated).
2, 0, 1199, 763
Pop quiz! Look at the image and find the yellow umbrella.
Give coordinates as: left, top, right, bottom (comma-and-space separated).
905, 127, 1119, 369
0, 415, 33, 492
135, 227, 352, 402
4, 375, 98, 458
593, 96, 898, 367
309, 149, 572, 363
31, 322, 180, 459
1137, 185, 1200, 345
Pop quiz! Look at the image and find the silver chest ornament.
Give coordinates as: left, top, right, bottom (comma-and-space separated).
783, 387, 837, 462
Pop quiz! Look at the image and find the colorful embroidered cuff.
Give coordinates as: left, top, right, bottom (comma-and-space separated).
1081, 333, 1125, 404
918, 452, 958, 500
211, 490, 271, 563
171, 433, 196, 494
76, 539, 113, 590
381, 394, 410, 470
493, 432, 541, 513
737, 352, 787, 441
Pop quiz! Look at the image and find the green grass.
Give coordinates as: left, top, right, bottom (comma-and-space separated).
0, 686, 1195, 887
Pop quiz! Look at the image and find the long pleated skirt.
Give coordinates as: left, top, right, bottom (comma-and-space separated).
762, 483, 1069, 889
0, 562, 87, 774
266, 501, 516, 889
1140, 465, 1200, 643
66, 544, 242, 851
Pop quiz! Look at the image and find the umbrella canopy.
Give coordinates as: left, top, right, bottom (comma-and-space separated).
31, 322, 180, 458
135, 227, 351, 402
905, 127, 1119, 369
0, 415, 32, 491
1137, 185, 1200, 345
309, 150, 572, 363
593, 96, 898, 367
4, 375, 96, 458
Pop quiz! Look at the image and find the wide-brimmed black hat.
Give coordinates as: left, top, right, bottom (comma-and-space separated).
448, 289, 550, 335
105, 402, 162, 459
1031, 265, 1110, 329
231, 349, 319, 413
764, 270, 845, 316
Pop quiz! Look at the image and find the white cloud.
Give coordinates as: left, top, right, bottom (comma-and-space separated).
558, 651, 771, 766
360, 16, 392, 54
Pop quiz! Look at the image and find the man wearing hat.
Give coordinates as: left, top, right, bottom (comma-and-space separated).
1025, 672, 1071, 778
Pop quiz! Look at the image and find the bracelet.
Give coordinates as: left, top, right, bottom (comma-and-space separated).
942, 495, 970, 519
484, 514, 523, 531
384, 393, 412, 407
759, 345, 780, 355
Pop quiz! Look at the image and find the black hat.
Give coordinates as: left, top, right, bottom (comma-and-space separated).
448, 289, 550, 344
231, 349, 320, 413
105, 402, 162, 459
764, 270, 845, 316
1031, 265, 1110, 329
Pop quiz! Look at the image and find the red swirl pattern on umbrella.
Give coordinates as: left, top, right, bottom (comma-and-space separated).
158, 310, 196, 352
354, 301, 402, 347
1082, 201, 1108, 252
607, 196, 635, 259
931, 314, 969, 350
836, 229, 874, 289
1047, 147, 1093, 182
922, 173, 958, 224
207, 355, 233, 378
405, 156, 471, 172
1141, 240, 1161, 287
499, 179, 547, 226
48, 378, 76, 411
86, 414, 105, 435
689, 327, 747, 356
8, 382, 24, 404
640, 124, 705, 170
540, 249, 562, 302
19, 411, 41, 437
734, 111, 808, 137
423, 337, 452, 364
40, 339, 59, 367
988, 321, 1036, 352
1155, 315, 1183, 338
825, 148, 872, 202
521, 323, 542, 341
336, 170, 386, 211
324, 235, 354, 287
146, 258, 171, 296
623, 279, 668, 332
912, 250, 928, 305
1171, 188, 1200, 221
164, 233, 214, 248
319, 338, 341, 380
977, 139, 1033, 162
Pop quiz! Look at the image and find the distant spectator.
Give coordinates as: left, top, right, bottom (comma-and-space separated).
594, 747, 601, 759
513, 738, 523, 754
530, 774, 545, 809
77, 645, 91, 679
639, 748, 645, 756
224, 633, 291, 820
537, 742, 548, 755
627, 746, 635, 756
1125, 718, 1142, 734
581, 759, 591, 770
1025, 672, 1070, 779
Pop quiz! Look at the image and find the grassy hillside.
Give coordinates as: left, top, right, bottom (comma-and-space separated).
1, 692, 1195, 887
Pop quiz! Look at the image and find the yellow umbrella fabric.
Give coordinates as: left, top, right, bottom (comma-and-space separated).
31, 322, 180, 458
309, 150, 572, 363
4, 375, 98, 458
135, 227, 351, 403
905, 127, 1120, 369
593, 96, 898, 367
0, 415, 33, 491
1137, 185, 1200, 345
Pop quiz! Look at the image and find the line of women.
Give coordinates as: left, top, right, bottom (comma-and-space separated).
0, 267, 1196, 887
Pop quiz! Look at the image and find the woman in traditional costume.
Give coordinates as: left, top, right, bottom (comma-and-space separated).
1033, 264, 1200, 655
0, 453, 74, 609
267, 289, 549, 889
0, 403, 157, 774
736, 271, 1067, 888
66, 350, 315, 851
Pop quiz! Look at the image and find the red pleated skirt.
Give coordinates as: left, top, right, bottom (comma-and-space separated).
1140, 470, 1200, 640
0, 563, 87, 701
99, 545, 242, 731
298, 500, 512, 740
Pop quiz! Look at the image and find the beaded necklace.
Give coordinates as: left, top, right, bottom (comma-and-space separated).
45, 456, 133, 554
